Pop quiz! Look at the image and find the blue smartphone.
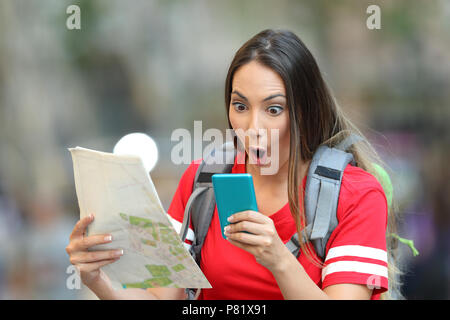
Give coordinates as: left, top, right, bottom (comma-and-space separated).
212, 173, 258, 239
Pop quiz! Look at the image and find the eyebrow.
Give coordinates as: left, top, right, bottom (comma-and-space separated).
231, 90, 286, 103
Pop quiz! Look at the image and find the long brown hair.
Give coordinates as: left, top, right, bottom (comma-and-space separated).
224, 29, 402, 299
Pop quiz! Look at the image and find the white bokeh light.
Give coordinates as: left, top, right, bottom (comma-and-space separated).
113, 133, 159, 173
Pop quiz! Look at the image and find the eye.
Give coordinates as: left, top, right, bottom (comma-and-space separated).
267, 106, 284, 116
232, 102, 247, 112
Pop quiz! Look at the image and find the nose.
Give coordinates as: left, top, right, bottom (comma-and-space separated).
248, 110, 263, 138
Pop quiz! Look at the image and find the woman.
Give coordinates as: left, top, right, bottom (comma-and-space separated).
66, 29, 400, 300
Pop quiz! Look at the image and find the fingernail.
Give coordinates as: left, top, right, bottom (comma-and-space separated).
227, 216, 233, 222
114, 249, 124, 257
105, 235, 112, 242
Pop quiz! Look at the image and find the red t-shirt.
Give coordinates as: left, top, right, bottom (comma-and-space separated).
167, 153, 389, 300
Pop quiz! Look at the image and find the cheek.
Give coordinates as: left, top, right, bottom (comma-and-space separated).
282, 135, 291, 164
229, 107, 248, 142
280, 121, 290, 147
267, 115, 290, 161
282, 128, 290, 159
228, 107, 240, 129
269, 115, 290, 145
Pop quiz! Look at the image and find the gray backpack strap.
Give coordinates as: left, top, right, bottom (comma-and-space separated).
286, 134, 361, 260
180, 186, 208, 242
179, 141, 236, 243
284, 232, 301, 257
284, 223, 313, 257
181, 141, 235, 300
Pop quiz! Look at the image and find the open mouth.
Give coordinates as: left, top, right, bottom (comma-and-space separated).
249, 146, 267, 165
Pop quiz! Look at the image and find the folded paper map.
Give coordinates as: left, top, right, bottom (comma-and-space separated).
69, 146, 211, 290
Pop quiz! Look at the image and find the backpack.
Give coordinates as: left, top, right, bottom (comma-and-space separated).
179, 134, 363, 300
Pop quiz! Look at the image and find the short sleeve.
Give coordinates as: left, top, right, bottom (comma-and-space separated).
321, 165, 389, 297
166, 160, 201, 249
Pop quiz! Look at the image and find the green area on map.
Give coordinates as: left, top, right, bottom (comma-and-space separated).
119, 212, 191, 288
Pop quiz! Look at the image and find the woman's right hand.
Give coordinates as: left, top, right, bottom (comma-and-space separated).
66, 214, 124, 288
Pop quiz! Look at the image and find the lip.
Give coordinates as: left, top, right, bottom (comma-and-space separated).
248, 146, 268, 166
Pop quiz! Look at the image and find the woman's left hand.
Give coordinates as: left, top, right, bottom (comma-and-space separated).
224, 210, 289, 272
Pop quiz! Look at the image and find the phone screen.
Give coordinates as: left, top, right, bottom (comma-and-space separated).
212, 173, 258, 239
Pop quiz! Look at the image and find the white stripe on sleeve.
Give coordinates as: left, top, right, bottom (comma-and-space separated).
183, 242, 192, 251
322, 260, 388, 281
325, 245, 387, 263
166, 214, 196, 242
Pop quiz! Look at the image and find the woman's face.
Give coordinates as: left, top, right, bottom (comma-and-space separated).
229, 60, 290, 175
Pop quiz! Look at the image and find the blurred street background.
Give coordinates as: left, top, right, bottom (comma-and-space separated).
0, 0, 449, 299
